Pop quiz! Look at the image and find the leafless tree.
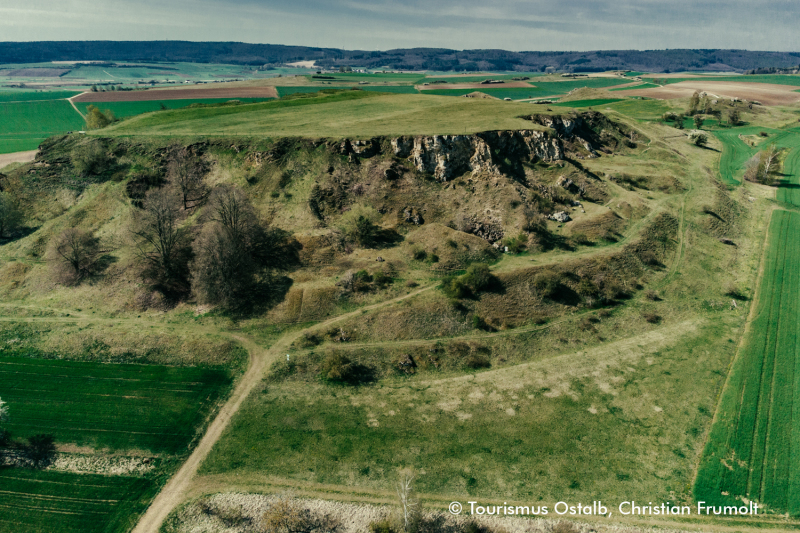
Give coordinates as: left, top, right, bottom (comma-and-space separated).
167, 145, 208, 210
191, 185, 296, 308
396, 470, 420, 533
48, 228, 107, 285
132, 188, 193, 297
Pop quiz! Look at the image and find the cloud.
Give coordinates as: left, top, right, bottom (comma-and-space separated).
0, 0, 798, 51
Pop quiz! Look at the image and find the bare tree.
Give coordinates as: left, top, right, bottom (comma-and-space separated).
191, 185, 296, 308
132, 188, 193, 297
0, 192, 22, 239
48, 228, 106, 285
167, 145, 208, 210
396, 470, 420, 533
761, 144, 779, 183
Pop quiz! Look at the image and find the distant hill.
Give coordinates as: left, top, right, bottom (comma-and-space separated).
1, 42, 799, 73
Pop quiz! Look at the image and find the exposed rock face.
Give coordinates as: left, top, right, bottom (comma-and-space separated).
550, 211, 572, 223
392, 137, 414, 158
406, 130, 562, 181
351, 139, 378, 156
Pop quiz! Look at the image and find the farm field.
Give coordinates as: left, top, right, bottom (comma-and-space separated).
275, 85, 419, 97
75, 98, 275, 118
0, 90, 80, 102
0, 355, 235, 454
550, 98, 624, 107
0, 99, 83, 154
617, 80, 800, 106
421, 78, 632, 100
695, 210, 800, 514
0, 469, 158, 533
73, 86, 278, 102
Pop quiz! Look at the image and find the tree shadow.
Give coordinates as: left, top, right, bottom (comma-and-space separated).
0, 226, 39, 245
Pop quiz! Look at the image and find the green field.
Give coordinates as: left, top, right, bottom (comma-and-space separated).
0, 91, 80, 103
695, 210, 800, 514
609, 82, 660, 91
0, 99, 83, 154
550, 98, 624, 107
714, 127, 800, 185
654, 74, 800, 86
276, 86, 419, 97
0, 469, 158, 533
421, 78, 631, 100
0, 355, 234, 454
75, 97, 275, 118
97, 92, 543, 138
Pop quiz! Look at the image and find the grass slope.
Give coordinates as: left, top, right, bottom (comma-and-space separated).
0, 355, 234, 454
97, 92, 543, 138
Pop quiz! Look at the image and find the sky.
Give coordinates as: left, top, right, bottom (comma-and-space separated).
1, 0, 799, 51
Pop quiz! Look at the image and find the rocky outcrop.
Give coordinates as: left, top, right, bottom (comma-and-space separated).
405, 130, 562, 181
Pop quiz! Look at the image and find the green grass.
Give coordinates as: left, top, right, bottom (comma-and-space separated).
314, 72, 426, 84
276, 86, 419, 98
695, 210, 800, 514
602, 98, 675, 121
714, 126, 800, 185
609, 82, 660, 91
96, 92, 544, 139
421, 78, 631, 100
0, 355, 234, 454
0, 469, 158, 533
201, 318, 733, 503
550, 98, 624, 108
655, 74, 800, 86
0, 90, 80, 103
0, 99, 84, 154
75, 98, 275, 118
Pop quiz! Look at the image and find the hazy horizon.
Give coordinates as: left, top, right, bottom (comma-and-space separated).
2, 0, 799, 52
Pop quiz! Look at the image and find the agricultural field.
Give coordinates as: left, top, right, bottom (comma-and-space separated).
550, 98, 623, 107
74, 98, 275, 119
276, 85, 419, 97
695, 210, 800, 514
0, 469, 158, 533
0, 355, 235, 453
0, 98, 83, 153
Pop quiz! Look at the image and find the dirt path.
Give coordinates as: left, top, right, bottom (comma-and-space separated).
0, 150, 37, 169
130, 285, 433, 533
67, 93, 87, 120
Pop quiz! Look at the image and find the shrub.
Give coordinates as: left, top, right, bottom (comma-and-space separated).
320, 352, 374, 385
689, 131, 708, 147
338, 204, 381, 247
464, 353, 491, 369
370, 518, 398, 533
298, 332, 321, 348
446, 239, 458, 248
373, 271, 391, 286
645, 290, 660, 301
442, 264, 500, 299
642, 311, 661, 324
411, 247, 427, 261
503, 233, 528, 253
84, 105, 115, 129
405, 280, 419, 288
533, 270, 561, 298
72, 142, 111, 176
725, 283, 747, 300
261, 498, 341, 533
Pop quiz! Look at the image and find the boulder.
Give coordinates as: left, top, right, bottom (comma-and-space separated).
550, 211, 572, 223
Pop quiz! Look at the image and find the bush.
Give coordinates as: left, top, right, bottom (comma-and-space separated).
338, 204, 381, 247
533, 270, 561, 298
689, 131, 708, 147
72, 142, 111, 176
369, 518, 398, 533
320, 352, 374, 385
503, 233, 528, 253
464, 353, 491, 369
441, 264, 500, 299
84, 105, 115, 129
411, 247, 427, 261
645, 290, 660, 301
642, 312, 661, 324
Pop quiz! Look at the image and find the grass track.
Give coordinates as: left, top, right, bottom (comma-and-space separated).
0, 356, 234, 454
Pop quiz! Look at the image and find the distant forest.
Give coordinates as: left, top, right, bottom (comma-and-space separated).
2, 42, 800, 73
